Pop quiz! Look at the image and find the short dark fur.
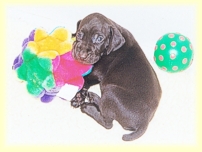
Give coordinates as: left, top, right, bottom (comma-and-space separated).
70, 13, 162, 141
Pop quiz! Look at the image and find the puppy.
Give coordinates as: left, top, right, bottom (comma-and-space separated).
70, 13, 162, 141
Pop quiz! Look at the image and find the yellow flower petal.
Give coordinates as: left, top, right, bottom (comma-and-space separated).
27, 41, 39, 54
37, 37, 60, 53
58, 42, 72, 55
51, 27, 71, 41
34, 29, 48, 42
38, 50, 59, 59
28, 28, 73, 57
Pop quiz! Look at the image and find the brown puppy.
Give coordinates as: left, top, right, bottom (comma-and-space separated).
70, 13, 162, 141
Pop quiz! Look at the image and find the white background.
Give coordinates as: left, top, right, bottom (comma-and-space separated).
6, 5, 196, 145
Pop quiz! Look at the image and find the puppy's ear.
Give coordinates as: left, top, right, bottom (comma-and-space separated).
72, 20, 82, 37
107, 26, 125, 55
76, 20, 82, 30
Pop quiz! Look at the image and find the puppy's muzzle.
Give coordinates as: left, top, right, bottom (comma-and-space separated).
78, 49, 90, 60
73, 43, 100, 64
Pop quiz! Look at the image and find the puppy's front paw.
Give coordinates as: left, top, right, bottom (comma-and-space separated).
70, 91, 87, 108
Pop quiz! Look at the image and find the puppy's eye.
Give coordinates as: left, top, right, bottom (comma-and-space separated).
76, 32, 83, 40
95, 36, 104, 43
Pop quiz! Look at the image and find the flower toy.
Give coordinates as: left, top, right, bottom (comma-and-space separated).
13, 27, 93, 102
154, 33, 194, 73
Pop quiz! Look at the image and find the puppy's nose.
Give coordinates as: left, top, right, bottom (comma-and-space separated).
79, 50, 88, 60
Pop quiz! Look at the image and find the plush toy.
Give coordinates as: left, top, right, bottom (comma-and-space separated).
154, 33, 194, 73
13, 27, 93, 102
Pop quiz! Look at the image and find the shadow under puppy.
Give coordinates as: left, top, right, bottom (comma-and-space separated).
70, 13, 162, 141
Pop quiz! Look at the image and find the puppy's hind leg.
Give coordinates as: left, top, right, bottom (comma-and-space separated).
81, 94, 113, 129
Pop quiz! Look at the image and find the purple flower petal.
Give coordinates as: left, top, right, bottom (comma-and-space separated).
22, 43, 28, 52
12, 54, 23, 70
29, 29, 35, 41
22, 38, 29, 47
41, 94, 55, 103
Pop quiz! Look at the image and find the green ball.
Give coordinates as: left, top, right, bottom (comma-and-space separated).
154, 33, 194, 73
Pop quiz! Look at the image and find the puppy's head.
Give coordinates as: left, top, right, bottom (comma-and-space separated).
72, 13, 125, 64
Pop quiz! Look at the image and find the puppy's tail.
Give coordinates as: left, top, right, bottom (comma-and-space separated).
122, 125, 148, 141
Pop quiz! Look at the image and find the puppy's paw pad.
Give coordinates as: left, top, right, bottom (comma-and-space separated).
71, 99, 80, 108
70, 92, 86, 108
